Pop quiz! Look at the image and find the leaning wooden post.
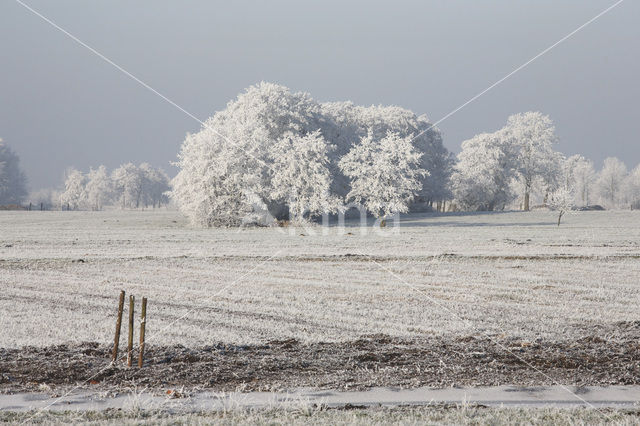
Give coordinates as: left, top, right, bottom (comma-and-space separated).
127, 295, 135, 367
138, 297, 147, 368
112, 290, 125, 363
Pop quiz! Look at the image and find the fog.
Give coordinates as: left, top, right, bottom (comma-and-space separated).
1, 0, 638, 190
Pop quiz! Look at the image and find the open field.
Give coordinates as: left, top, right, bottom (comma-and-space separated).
1, 210, 639, 396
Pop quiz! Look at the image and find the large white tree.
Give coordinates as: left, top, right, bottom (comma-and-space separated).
59, 168, 87, 210
171, 129, 254, 226
171, 82, 449, 227
596, 157, 627, 208
503, 112, 561, 210
0, 139, 28, 206
112, 163, 144, 209
450, 131, 516, 211
339, 132, 426, 221
269, 130, 339, 223
86, 165, 113, 211
172, 82, 324, 226
321, 102, 451, 206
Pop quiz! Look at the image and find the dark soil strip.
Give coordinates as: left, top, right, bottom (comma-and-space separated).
1, 322, 639, 394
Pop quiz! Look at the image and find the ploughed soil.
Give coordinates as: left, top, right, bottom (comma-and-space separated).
1, 322, 639, 394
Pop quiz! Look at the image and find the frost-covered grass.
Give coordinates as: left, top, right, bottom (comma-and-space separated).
3, 405, 639, 425
1, 209, 639, 348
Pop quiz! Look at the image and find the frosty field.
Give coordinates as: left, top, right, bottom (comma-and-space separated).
2, 209, 640, 346
1, 209, 639, 394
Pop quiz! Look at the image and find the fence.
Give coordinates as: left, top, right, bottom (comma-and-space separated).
112, 290, 148, 368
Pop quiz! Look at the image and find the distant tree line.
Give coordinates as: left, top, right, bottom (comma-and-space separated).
2, 82, 640, 220
450, 112, 640, 212
1, 138, 172, 211
171, 83, 640, 226
57, 163, 170, 211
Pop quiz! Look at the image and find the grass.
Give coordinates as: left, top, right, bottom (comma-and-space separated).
3, 405, 640, 425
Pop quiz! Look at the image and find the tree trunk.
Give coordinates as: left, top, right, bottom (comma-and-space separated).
524, 192, 530, 211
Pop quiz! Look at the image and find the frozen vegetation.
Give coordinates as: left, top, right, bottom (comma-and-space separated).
167, 83, 640, 227
5, 405, 640, 425
58, 163, 171, 211
1, 209, 639, 348
170, 82, 451, 226
6, 83, 640, 223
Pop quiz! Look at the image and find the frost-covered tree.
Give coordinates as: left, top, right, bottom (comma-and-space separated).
59, 168, 87, 210
503, 112, 561, 210
320, 102, 451, 207
450, 112, 567, 212
269, 130, 339, 223
139, 163, 170, 208
57, 163, 168, 211
112, 163, 144, 209
625, 165, 640, 210
0, 139, 28, 206
172, 82, 326, 226
450, 131, 516, 211
548, 186, 574, 227
171, 82, 451, 226
561, 155, 580, 190
547, 155, 585, 226
171, 129, 253, 226
569, 156, 596, 207
339, 132, 425, 222
86, 165, 113, 211
596, 157, 627, 209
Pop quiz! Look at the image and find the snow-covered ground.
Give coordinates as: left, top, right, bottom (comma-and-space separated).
1, 209, 639, 348
3, 385, 640, 412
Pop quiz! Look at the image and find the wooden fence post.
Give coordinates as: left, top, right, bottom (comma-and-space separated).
127, 295, 135, 367
138, 297, 147, 368
112, 290, 125, 363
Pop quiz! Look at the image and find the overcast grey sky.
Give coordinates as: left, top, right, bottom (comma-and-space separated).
1, 0, 638, 190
